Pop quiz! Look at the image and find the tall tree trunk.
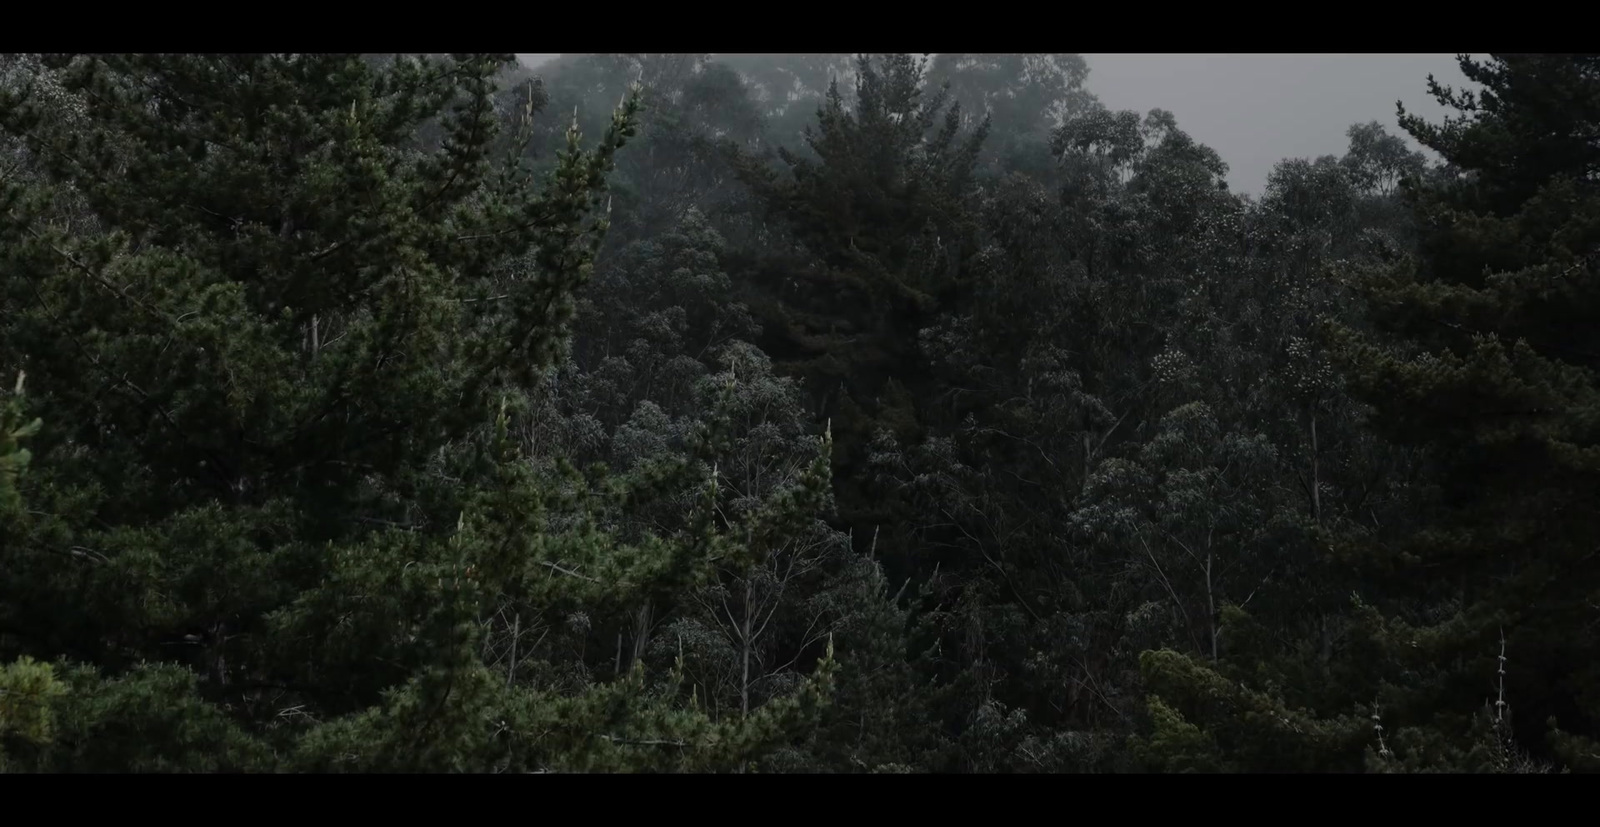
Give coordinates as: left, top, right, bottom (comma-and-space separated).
740, 580, 753, 716
630, 601, 653, 668
1205, 553, 1219, 660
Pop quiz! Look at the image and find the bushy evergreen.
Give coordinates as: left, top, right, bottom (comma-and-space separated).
4, 51, 1597, 773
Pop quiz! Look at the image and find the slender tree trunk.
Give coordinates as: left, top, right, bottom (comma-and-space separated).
507, 612, 521, 689
741, 580, 753, 716
630, 601, 652, 668
1205, 553, 1219, 660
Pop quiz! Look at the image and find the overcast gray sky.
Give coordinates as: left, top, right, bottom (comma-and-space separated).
1082, 54, 1472, 195
516, 53, 1475, 196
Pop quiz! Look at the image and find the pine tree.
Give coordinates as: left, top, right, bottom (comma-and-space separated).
0, 53, 835, 772
1334, 54, 1600, 769
0, 373, 65, 772
733, 54, 990, 571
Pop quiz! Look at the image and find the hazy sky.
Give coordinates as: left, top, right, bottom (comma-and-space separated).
1082, 54, 1472, 195
516, 53, 1475, 196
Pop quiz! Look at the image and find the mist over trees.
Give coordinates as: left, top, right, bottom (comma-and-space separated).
1, 52, 1596, 773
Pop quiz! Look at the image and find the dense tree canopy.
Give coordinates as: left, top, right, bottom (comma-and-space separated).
2, 52, 1595, 773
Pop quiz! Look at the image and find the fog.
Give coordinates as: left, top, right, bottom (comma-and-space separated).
13, 53, 1590, 774
518, 52, 1475, 195
1081, 54, 1474, 194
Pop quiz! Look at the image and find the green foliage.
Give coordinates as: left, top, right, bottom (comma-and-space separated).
6, 51, 1597, 774
733, 54, 993, 554
1334, 54, 1600, 766
0, 371, 40, 520
0, 53, 841, 773
1132, 648, 1369, 772
1131, 696, 1222, 773
27, 661, 268, 772
0, 656, 65, 770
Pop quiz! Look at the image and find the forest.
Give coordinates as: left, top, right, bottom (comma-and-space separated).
0, 52, 1597, 773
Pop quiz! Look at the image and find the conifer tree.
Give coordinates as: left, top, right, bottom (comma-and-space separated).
1334, 54, 1600, 769
733, 54, 989, 561
0, 373, 65, 772
0, 53, 834, 772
